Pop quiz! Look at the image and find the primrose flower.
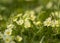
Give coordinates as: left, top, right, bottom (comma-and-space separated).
7, 24, 14, 29
16, 19, 24, 25
4, 29, 12, 36
29, 10, 36, 21
3, 36, 12, 43
23, 10, 36, 21
30, 14, 36, 21
51, 11, 60, 18
55, 20, 59, 27
16, 35, 22, 42
24, 19, 31, 28
46, 2, 53, 9
43, 17, 52, 27
51, 20, 59, 27
10, 41, 16, 43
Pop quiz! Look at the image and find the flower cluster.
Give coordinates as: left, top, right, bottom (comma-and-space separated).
0, 0, 60, 43
0, 24, 22, 43
13, 10, 41, 28
43, 17, 59, 27
0, 10, 60, 43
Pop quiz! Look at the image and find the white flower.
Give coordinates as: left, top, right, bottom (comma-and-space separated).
3, 36, 12, 43
4, 29, 12, 36
51, 11, 60, 18
10, 41, 16, 43
16, 35, 22, 42
23, 10, 36, 21
43, 20, 51, 27
51, 20, 59, 27
52, 11, 58, 16
43, 17, 52, 27
16, 19, 24, 25
55, 20, 59, 27
7, 24, 14, 29
29, 10, 36, 21
46, 2, 53, 9
30, 14, 36, 21
51, 20, 55, 27
24, 19, 31, 28
0, 32, 3, 39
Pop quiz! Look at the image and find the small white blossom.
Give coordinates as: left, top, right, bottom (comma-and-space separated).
3, 36, 12, 43
4, 29, 12, 36
7, 24, 14, 29
43, 17, 52, 27
16, 19, 24, 25
51, 20, 59, 27
24, 19, 31, 28
30, 14, 36, 21
16, 35, 22, 42
29, 10, 36, 21
46, 2, 53, 9
51, 11, 60, 18
23, 10, 36, 21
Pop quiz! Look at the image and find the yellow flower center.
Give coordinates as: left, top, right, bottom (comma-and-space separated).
7, 32, 10, 35
6, 38, 9, 41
